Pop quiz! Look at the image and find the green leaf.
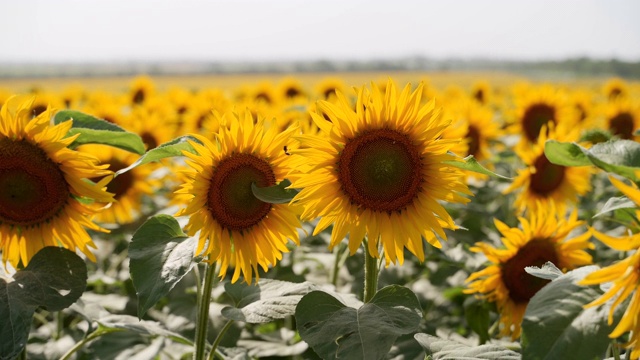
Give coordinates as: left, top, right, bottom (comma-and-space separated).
114, 135, 201, 177
580, 129, 612, 144
524, 261, 563, 281
594, 196, 637, 218
251, 179, 299, 204
295, 285, 422, 360
54, 110, 145, 154
545, 139, 640, 181
544, 140, 591, 167
464, 296, 491, 344
414, 333, 521, 360
129, 214, 199, 318
444, 155, 512, 180
97, 314, 192, 345
521, 265, 625, 360
0, 247, 87, 360
221, 279, 320, 324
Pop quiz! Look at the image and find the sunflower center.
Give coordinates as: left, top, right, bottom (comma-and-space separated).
338, 129, 422, 212
473, 89, 485, 103
140, 131, 159, 150
609, 112, 634, 140
285, 87, 301, 98
523, 103, 555, 142
208, 153, 276, 231
0, 138, 70, 226
466, 125, 481, 157
132, 89, 145, 104
91, 159, 134, 200
501, 238, 558, 303
31, 105, 47, 117
529, 155, 565, 196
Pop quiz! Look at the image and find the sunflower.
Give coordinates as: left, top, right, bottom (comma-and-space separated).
600, 98, 640, 141
278, 76, 307, 101
471, 80, 492, 105
465, 206, 593, 339
0, 97, 113, 268
580, 176, 640, 359
290, 81, 472, 265
176, 111, 301, 284
504, 124, 592, 214
82, 145, 157, 225
315, 77, 347, 101
509, 84, 574, 150
603, 78, 629, 101
129, 75, 156, 105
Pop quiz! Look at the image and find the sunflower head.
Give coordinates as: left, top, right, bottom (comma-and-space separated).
290, 80, 472, 265
0, 96, 114, 268
465, 205, 593, 339
176, 110, 301, 284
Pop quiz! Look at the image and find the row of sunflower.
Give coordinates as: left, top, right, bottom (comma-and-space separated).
1, 75, 640, 359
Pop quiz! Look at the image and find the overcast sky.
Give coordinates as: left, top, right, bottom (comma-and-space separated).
2, 0, 639, 63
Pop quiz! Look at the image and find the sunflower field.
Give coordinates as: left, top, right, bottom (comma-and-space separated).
1, 74, 640, 360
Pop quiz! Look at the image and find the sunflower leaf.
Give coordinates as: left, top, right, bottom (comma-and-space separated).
251, 179, 299, 204
545, 139, 640, 181
54, 110, 145, 154
295, 285, 421, 360
114, 135, 202, 177
443, 155, 512, 180
521, 265, 627, 360
524, 261, 563, 280
129, 214, 199, 318
594, 196, 637, 217
0, 247, 87, 360
221, 279, 323, 324
413, 333, 521, 360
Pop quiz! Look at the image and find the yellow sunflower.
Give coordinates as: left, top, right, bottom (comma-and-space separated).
603, 77, 629, 101
580, 176, 640, 359
504, 124, 592, 214
129, 75, 156, 105
465, 205, 593, 339
290, 80, 472, 265
510, 84, 574, 150
600, 98, 640, 141
471, 80, 492, 105
176, 111, 301, 284
0, 97, 113, 267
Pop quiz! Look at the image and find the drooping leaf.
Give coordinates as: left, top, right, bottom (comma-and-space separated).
221, 279, 320, 324
295, 285, 422, 360
251, 179, 299, 204
97, 314, 192, 345
414, 333, 521, 360
0, 247, 87, 360
521, 266, 626, 360
545, 139, 640, 181
114, 135, 202, 177
594, 196, 637, 218
524, 261, 564, 281
129, 214, 199, 318
54, 110, 145, 154
444, 155, 512, 180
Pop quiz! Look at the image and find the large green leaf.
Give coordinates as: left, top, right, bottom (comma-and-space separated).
114, 135, 201, 176
521, 266, 626, 360
545, 139, 640, 181
251, 179, 299, 204
0, 247, 87, 360
129, 214, 199, 318
54, 110, 145, 154
444, 155, 512, 180
295, 285, 422, 360
414, 333, 521, 360
594, 196, 637, 218
221, 279, 320, 324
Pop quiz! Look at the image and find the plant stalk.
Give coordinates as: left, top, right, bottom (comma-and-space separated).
206, 320, 235, 360
194, 262, 219, 360
363, 239, 379, 303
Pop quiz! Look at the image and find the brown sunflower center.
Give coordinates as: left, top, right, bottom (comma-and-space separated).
0, 138, 70, 226
609, 112, 634, 140
466, 125, 481, 157
208, 153, 276, 231
501, 238, 559, 303
91, 159, 134, 200
31, 105, 47, 118
285, 87, 301, 98
473, 89, 485, 103
140, 131, 159, 150
529, 155, 565, 196
323, 88, 337, 99
523, 103, 556, 142
132, 89, 145, 104
338, 129, 422, 212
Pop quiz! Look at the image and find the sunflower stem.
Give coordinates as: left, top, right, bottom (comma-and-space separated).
194, 262, 219, 360
363, 239, 379, 303
206, 320, 234, 360
611, 338, 621, 360
331, 242, 348, 287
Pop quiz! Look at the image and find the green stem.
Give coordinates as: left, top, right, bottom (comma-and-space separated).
206, 320, 235, 360
194, 262, 219, 360
56, 311, 64, 340
363, 239, 379, 303
612, 338, 621, 360
331, 243, 347, 287
60, 328, 119, 360
19, 348, 26, 360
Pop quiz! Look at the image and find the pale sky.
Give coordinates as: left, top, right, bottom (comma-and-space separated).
1, 0, 639, 63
